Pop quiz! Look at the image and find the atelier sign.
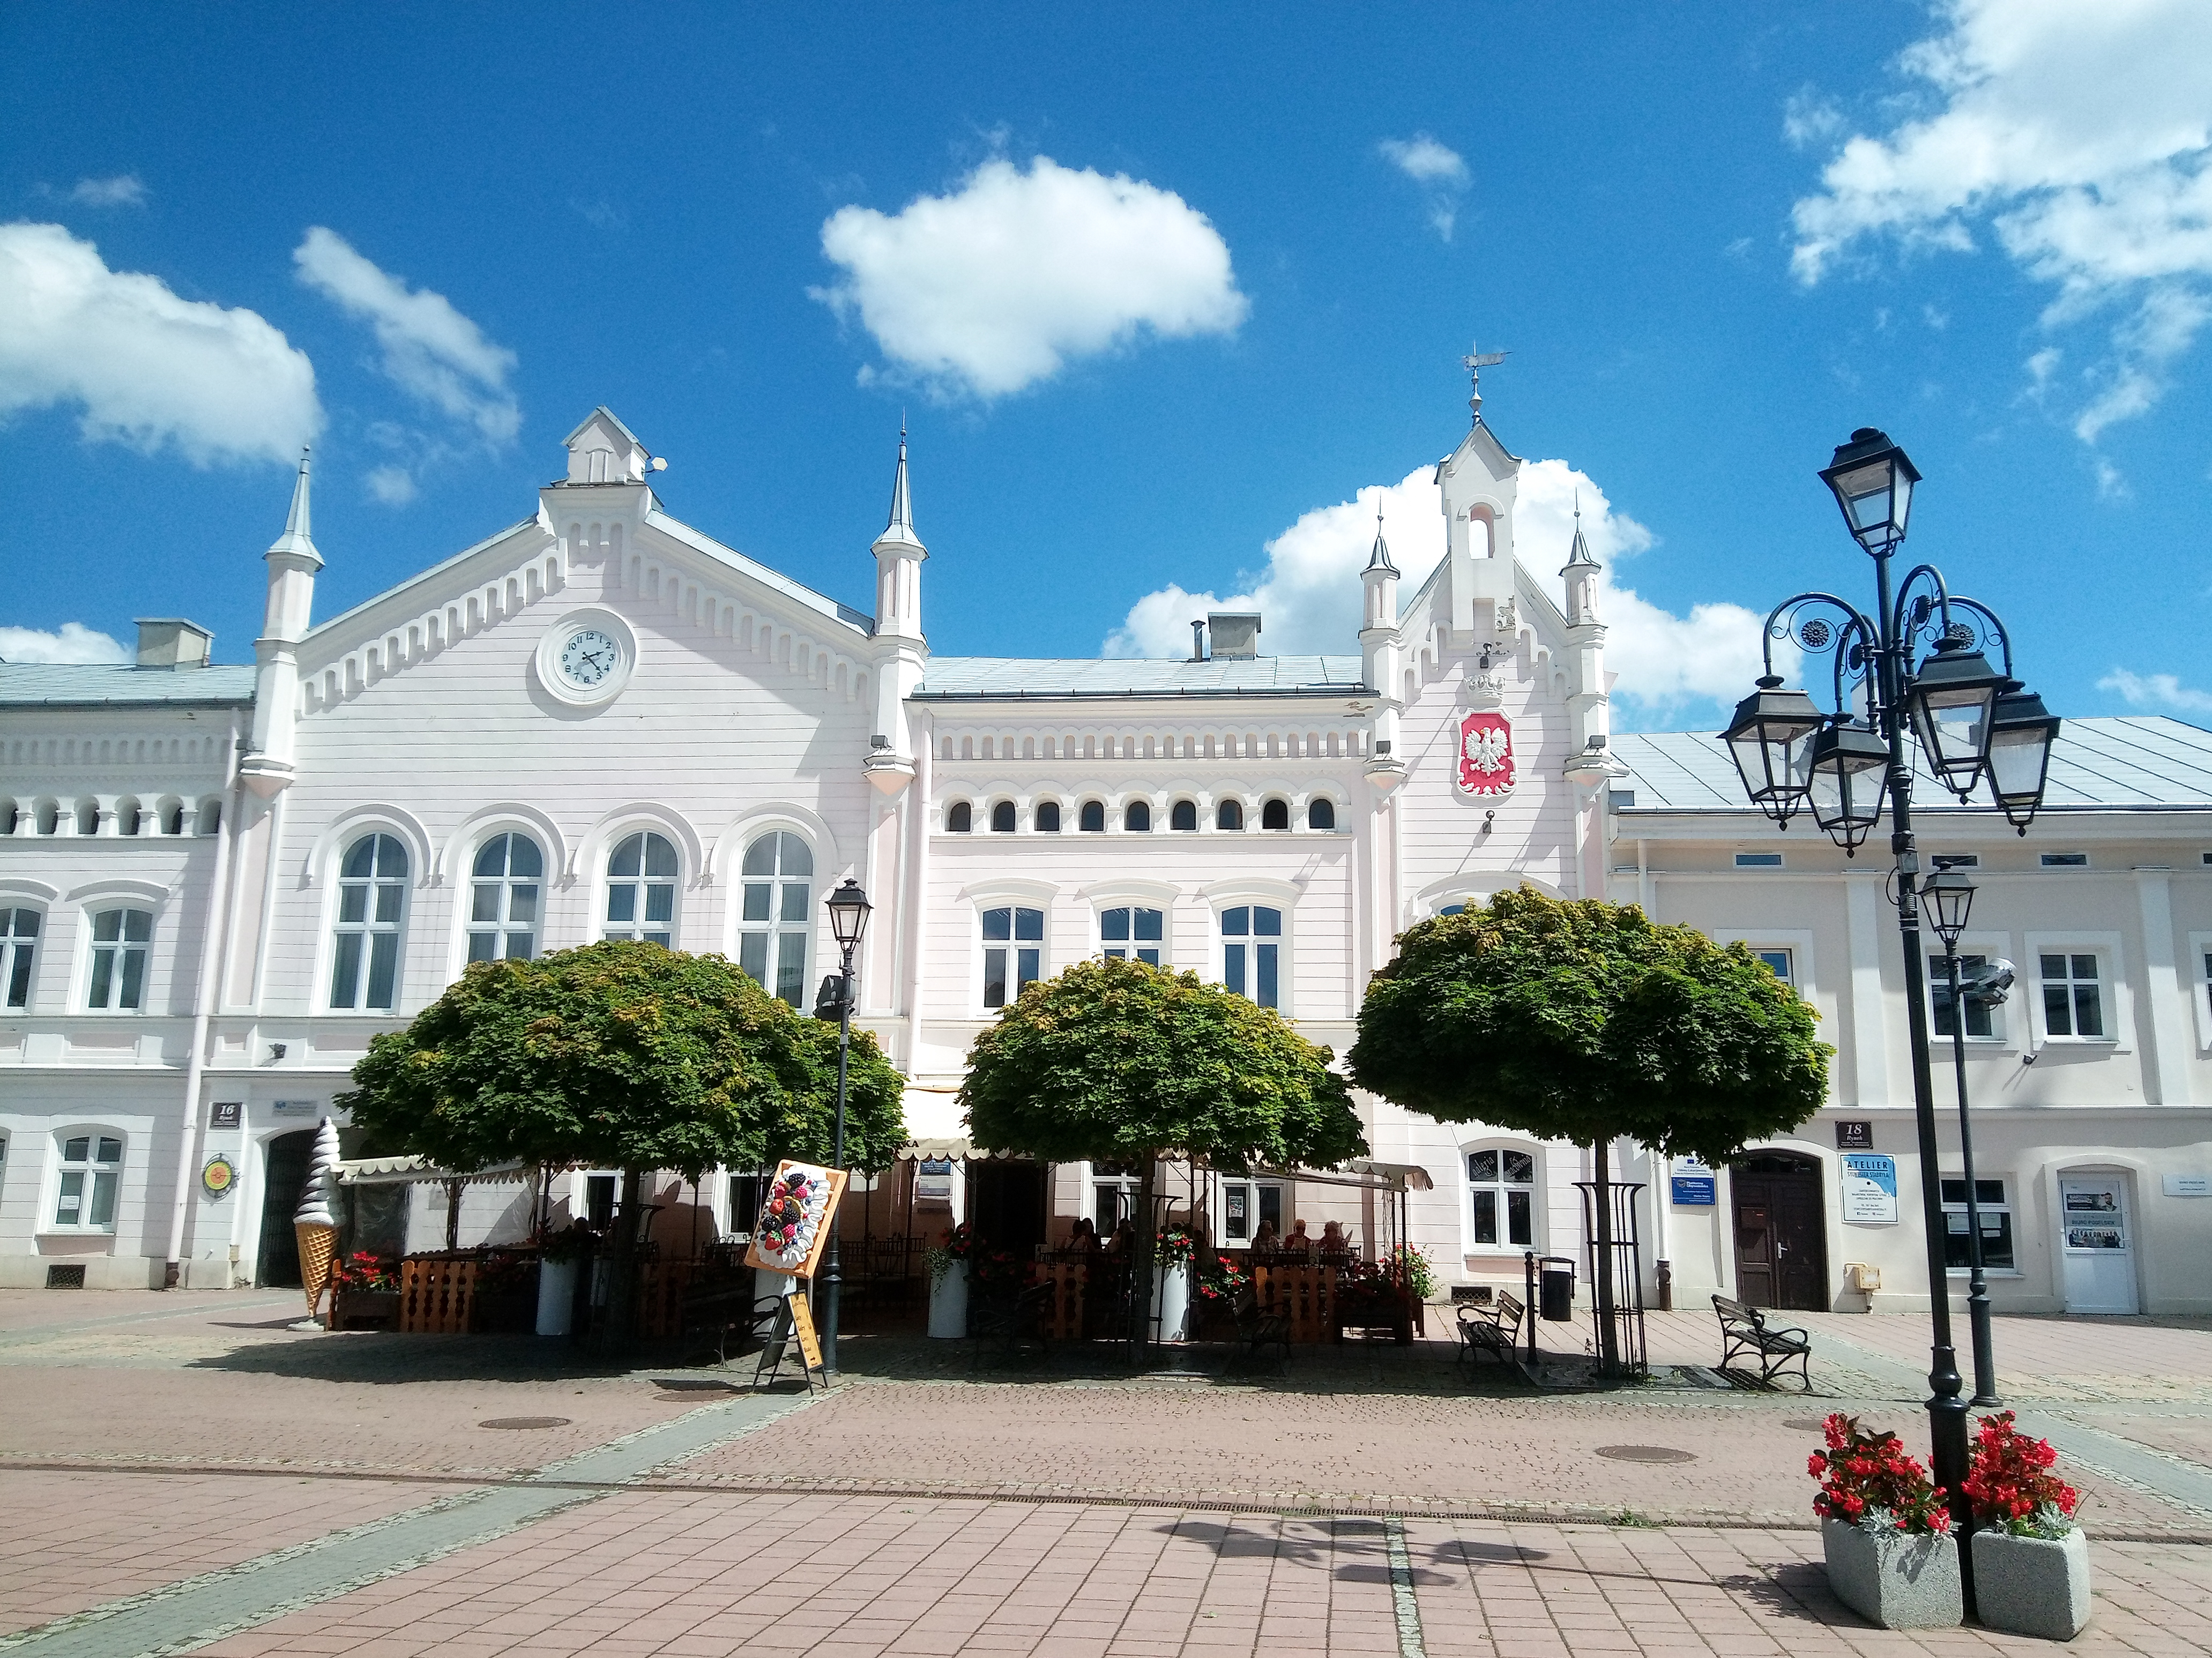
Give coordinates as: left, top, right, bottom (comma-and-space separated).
1841, 1153, 1900, 1224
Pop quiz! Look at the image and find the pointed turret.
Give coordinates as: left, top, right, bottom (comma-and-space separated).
867, 427, 929, 796
1359, 499, 1403, 785
266, 451, 322, 569
241, 449, 321, 797
874, 426, 925, 559
1365, 501, 1398, 575
1560, 495, 1600, 627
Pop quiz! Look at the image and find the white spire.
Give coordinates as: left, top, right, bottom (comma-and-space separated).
874, 423, 924, 556
1561, 491, 1598, 572
1365, 499, 1398, 574
265, 449, 322, 570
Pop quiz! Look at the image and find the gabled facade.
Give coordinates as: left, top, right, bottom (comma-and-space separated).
3, 400, 2207, 1317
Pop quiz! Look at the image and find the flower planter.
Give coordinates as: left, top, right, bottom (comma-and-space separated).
1153, 1261, 1191, 1342
536, 1259, 578, 1336
927, 1259, 969, 1338
1972, 1526, 2091, 1641
331, 1289, 399, 1331
1822, 1519, 1962, 1629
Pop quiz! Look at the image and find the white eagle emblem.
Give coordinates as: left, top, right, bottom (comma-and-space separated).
1463, 725, 1510, 774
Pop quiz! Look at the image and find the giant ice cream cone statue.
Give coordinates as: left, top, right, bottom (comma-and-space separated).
293, 1117, 342, 1323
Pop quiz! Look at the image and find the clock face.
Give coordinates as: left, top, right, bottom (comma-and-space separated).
559, 629, 619, 687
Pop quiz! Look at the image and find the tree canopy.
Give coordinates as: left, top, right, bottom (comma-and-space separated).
1347, 887, 1830, 1165
960, 954, 1368, 1169
340, 941, 907, 1178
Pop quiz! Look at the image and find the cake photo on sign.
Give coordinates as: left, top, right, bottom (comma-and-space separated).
751, 1162, 834, 1273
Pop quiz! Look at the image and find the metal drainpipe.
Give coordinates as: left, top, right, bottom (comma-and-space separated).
164, 715, 244, 1284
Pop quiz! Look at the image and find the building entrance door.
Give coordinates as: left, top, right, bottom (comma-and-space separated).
255, 1130, 317, 1288
1731, 1153, 1828, 1311
969, 1161, 1046, 1265
2058, 1174, 2139, 1315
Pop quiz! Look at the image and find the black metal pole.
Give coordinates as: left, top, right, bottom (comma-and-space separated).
822, 947, 854, 1378
1871, 543, 1974, 1547
1946, 946, 2001, 1406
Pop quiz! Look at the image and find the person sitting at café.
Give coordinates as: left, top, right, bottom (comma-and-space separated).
1320, 1220, 1349, 1255
1106, 1217, 1137, 1254
1251, 1218, 1279, 1253
1069, 1216, 1101, 1253
1280, 1219, 1313, 1255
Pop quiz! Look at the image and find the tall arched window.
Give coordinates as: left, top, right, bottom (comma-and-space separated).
331, 834, 408, 1010
1308, 797, 1336, 831
947, 801, 972, 833
1170, 800, 1198, 831
739, 832, 812, 1005
1079, 800, 1106, 833
1101, 907, 1164, 966
1261, 798, 1290, 831
1216, 799, 1243, 831
1124, 800, 1152, 833
1036, 801, 1062, 832
3, 907, 40, 1008
990, 801, 1017, 833
87, 908, 153, 1009
468, 833, 543, 962
605, 831, 677, 947
1220, 905, 1282, 1009
1468, 1147, 1537, 1248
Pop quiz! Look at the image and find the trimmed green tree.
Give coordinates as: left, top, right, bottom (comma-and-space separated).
1349, 887, 1830, 1372
959, 954, 1368, 1358
339, 940, 906, 1340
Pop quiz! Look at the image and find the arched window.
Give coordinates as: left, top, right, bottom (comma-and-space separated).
947, 801, 973, 833
1220, 905, 1282, 1009
1216, 799, 1243, 831
3, 907, 41, 1008
196, 800, 222, 836
981, 906, 1044, 1007
739, 832, 811, 1005
990, 801, 1017, 833
53, 1131, 124, 1231
468, 833, 543, 962
1468, 1147, 1538, 1248
165, 803, 186, 835
1101, 907, 1164, 966
1261, 798, 1290, 831
84, 907, 152, 1009
1036, 801, 1062, 833
605, 831, 677, 947
331, 834, 408, 1010
1124, 800, 1152, 833
1308, 797, 1336, 831
1170, 800, 1198, 832
76, 802, 98, 836
1079, 800, 1106, 833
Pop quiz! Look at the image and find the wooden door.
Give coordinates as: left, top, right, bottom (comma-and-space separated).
1731, 1154, 1828, 1311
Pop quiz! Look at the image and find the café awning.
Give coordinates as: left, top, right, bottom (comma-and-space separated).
894, 1138, 1027, 1163
336, 1155, 531, 1188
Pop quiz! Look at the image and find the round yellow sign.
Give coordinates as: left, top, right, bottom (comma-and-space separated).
202, 1155, 236, 1197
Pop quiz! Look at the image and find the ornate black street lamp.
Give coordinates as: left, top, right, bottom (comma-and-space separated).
1723, 428, 2060, 1541
1922, 863, 2004, 1408
817, 877, 872, 1376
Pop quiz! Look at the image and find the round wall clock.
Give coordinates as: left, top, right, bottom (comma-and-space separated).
534, 610, 638, 707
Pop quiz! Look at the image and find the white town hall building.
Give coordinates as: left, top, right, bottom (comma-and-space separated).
3, 401, 2210, 1319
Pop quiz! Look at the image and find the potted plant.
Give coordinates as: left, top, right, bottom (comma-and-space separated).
1964, 1410, 2091, 1640
535, 1223, 591, 1336
1809, 1413, 1962, 1629
471, 1251, 539, 1333
1153, 1226, 1196, 1342
329, 1252, 400, 1330
1388, 1243, 1435, 1340
1191, 1257, 1251, 1340
926, 1223, 980, 1338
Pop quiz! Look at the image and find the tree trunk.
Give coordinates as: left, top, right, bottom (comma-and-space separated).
599, 1167, 645, 1349
1129, 1155, 1158, 1366
1591, 1139, 1621, 1376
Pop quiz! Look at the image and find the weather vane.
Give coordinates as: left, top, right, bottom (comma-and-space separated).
1461, 341, 1509, 423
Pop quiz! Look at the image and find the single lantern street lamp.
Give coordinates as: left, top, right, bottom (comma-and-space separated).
817, 877, 871, 1375
1921, 863, 2004, 1408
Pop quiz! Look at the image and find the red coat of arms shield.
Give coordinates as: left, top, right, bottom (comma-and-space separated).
1457, 711, 1515, 796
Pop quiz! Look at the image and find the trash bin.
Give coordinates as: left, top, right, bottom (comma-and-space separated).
1539, 1259, 1576, 1321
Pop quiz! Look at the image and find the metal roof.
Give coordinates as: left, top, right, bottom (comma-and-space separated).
916, 655, 1371, 700
1612, 716, 2212, 813
0, 663, 257, 709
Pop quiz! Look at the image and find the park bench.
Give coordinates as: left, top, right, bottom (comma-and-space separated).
1231, 1287, 1291, 1372
969, 1281, 1053, 1369
1711, 1294, 1813, 1391
681, 1280, 783, 1364
1454, 1291, 1525, 1371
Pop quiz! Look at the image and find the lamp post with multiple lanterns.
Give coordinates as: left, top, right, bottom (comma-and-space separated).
817, 877, 873, 1377
1723, 428, 2060, 1535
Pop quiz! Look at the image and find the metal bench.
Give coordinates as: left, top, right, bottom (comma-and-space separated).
1231, 1287, 1291, 1373
1455, 1291, 1525, 1371
681, 1282, 782, 1364
1712, 1294, 1813, 1391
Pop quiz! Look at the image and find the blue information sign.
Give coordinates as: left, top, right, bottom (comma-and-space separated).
1670, 1174, 1717, 1206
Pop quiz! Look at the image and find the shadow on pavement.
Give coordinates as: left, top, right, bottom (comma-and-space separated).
1718, 1562, 1861, 1627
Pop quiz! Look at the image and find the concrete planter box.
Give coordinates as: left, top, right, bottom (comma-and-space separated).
927, 1259, 968, 1338
1822, 1518, 1963, 1629
1972, 1526, 2091, 1641
535, 1259, 579, 1336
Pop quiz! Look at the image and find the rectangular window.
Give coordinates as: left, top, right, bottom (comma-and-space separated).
1100, 907, 1164, 967
1734, 853, 1784, 868
1468, 1148, 1536, 1248
1931, 953, 1997, 1039
2040, 953, 2105, 1037
982, 906, 1044, 1009
88, 909, 152, 1010
1940, 1177, 2014, 1270
2, 908, 39, 1008
1755, 949, 1794, 984
1222, 906, 1283, 1010
54, 1133, 123, 1231
2039, 853, 2088, 868
1220, 1179, 1284, 1244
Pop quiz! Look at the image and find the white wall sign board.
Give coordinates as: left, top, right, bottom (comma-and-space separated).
2162, 1174, 2210, 1198
1841, 1153, 1900, 1224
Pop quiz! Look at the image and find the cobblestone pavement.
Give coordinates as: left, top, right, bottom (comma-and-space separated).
2, 1290, 2209, 1656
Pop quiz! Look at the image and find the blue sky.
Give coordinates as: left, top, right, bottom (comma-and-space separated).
3, 2, 2209, 731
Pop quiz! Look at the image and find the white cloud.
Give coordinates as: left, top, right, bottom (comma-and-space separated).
2099, 667, 2212, 713
811, 156, 1248, 400
0, 222, 320, 466
1104, 458, 1772, 726
0, 622, 129, 664
293, 227, 520, 444
68, 175, 146, 208
364, 464, 417, 505
1377, 135, 1470, 240
1789, 0, 2212, 442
